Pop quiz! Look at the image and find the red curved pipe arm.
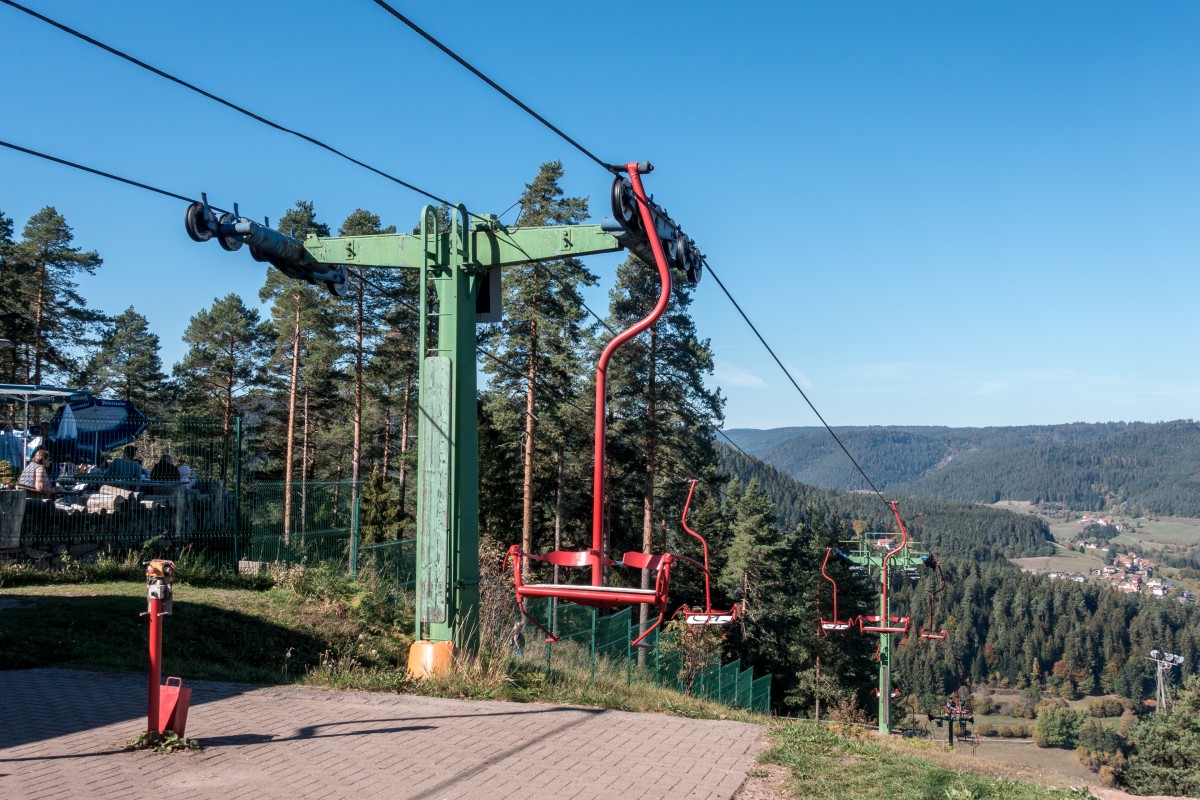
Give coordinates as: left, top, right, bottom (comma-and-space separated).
590, 163, 673, 585
820, 548, 840, 624
680, 478, 713, 608
882, 501, 909, 620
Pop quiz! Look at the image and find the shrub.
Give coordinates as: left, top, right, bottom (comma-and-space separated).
1088, 697, 1125, 718
1034, 705, 1085, 749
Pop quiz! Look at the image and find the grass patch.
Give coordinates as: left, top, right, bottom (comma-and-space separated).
0, 560, 415, 686
124, 730, 201, 754
759, 722, 1097, 799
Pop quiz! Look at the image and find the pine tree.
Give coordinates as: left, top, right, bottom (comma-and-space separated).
333, 209, 399, 497
0, 210, 30, 383
174, 293, 274, 477
480, 162, 596, 564
603, 250, 723, 628
1126, 675, 1200, 796
85, 307, 169, 416
259, 201, 338, 540
11, 207, 106, 385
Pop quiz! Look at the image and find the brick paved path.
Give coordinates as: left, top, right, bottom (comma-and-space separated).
0, 669, 765, 800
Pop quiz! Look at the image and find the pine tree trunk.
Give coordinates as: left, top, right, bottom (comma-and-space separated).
397, 377, 411, 511
352, 271, 364, 506
282, 293, 301, 545
222, 332, 235, 482
301, 389, 309, 539
31, 270, 45, 385
382, 406, 392, 478
639, 328, 658, 653
521, 319, 538, 573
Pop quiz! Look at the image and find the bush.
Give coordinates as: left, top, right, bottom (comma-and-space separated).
994, 723, 1032, 738
1077, 719, 1121, 754
1088, 697, 1125, 718
1034, 705, 1085, 749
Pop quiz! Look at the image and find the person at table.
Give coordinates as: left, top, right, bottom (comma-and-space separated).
103, 445, 144, 482
150, 453, 180, 483
19, 448, 61, 497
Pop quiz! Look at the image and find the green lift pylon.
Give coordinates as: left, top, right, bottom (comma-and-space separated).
307, 207, 628, 653
184, 166, 705, 665
843, 501, 927, 734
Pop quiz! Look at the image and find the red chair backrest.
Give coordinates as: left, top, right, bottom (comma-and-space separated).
622, 551, 667, 572
539, 550, 598, 568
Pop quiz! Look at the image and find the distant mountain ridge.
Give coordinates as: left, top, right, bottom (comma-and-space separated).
724, 420, 1200, 516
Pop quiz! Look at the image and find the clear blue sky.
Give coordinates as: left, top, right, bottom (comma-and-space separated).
2, 1, 1196, 430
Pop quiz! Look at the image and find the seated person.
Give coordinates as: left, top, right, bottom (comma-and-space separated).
149, 453, 181, 487
103, 446, 144, 483
19, 448, 60, 497
177, 459, 193, 487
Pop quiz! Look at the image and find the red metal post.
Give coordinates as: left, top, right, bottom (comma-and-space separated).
147, 595, 162, 733
590, 163, 673, 585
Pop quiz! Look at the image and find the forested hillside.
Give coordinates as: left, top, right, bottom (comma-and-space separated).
713, 447, 1199, 711
726, 420, 1200, 516
718, 448, 1055, 561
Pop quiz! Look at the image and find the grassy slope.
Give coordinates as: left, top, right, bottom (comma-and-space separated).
759, 724, 1094, 800
1, 577, 1103, 799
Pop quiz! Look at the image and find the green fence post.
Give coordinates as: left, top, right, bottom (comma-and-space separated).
233, 415, 242, 571
590, 607, 597, 684
627, 613, 633, 686
350, 502, 359, 578
545, 598, 554, 676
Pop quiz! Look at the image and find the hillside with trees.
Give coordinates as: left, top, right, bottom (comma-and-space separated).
726, 421, 1200, 516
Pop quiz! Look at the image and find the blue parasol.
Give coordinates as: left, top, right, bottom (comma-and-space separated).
48, 397, 148, 462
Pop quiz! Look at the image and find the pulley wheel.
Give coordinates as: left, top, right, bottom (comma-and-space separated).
669, 235, 690, 273
249, 245, 269, 263
217, 213, 243, 252
610, 176, 642, 232
687, 253, 703, 285
184, 202, 214, 242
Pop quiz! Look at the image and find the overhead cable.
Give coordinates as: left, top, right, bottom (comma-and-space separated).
368, 0, 615, 174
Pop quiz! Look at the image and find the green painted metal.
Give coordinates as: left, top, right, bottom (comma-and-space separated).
295, 204, 627, 654
845, 533, 928, 734
303, 223, 620, 270
417, 355, 452, 625
233, 415, 242, 567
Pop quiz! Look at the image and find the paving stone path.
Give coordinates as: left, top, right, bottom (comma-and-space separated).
0, 669, 765, 800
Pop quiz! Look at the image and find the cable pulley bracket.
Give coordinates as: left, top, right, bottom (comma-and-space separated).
604, 167, 705, 284
184, 195, 347, 297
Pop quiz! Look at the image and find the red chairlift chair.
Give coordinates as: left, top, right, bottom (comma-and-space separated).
674, 479, 737, 628
818, 547, 854, 635
858, 501, 913, 636
918, 556, 948, 641
505, 163, 687, 649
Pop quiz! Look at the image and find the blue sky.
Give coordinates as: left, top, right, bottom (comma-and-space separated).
1, 1, 1196, 430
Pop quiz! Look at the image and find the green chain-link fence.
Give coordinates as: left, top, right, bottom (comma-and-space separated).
520, 596, 771, 713
240, 480, 359, 568
1, 418, 239, 565
351, 536, 416, 589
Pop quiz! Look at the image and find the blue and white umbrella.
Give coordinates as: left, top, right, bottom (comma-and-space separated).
49, 397, 148, 463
